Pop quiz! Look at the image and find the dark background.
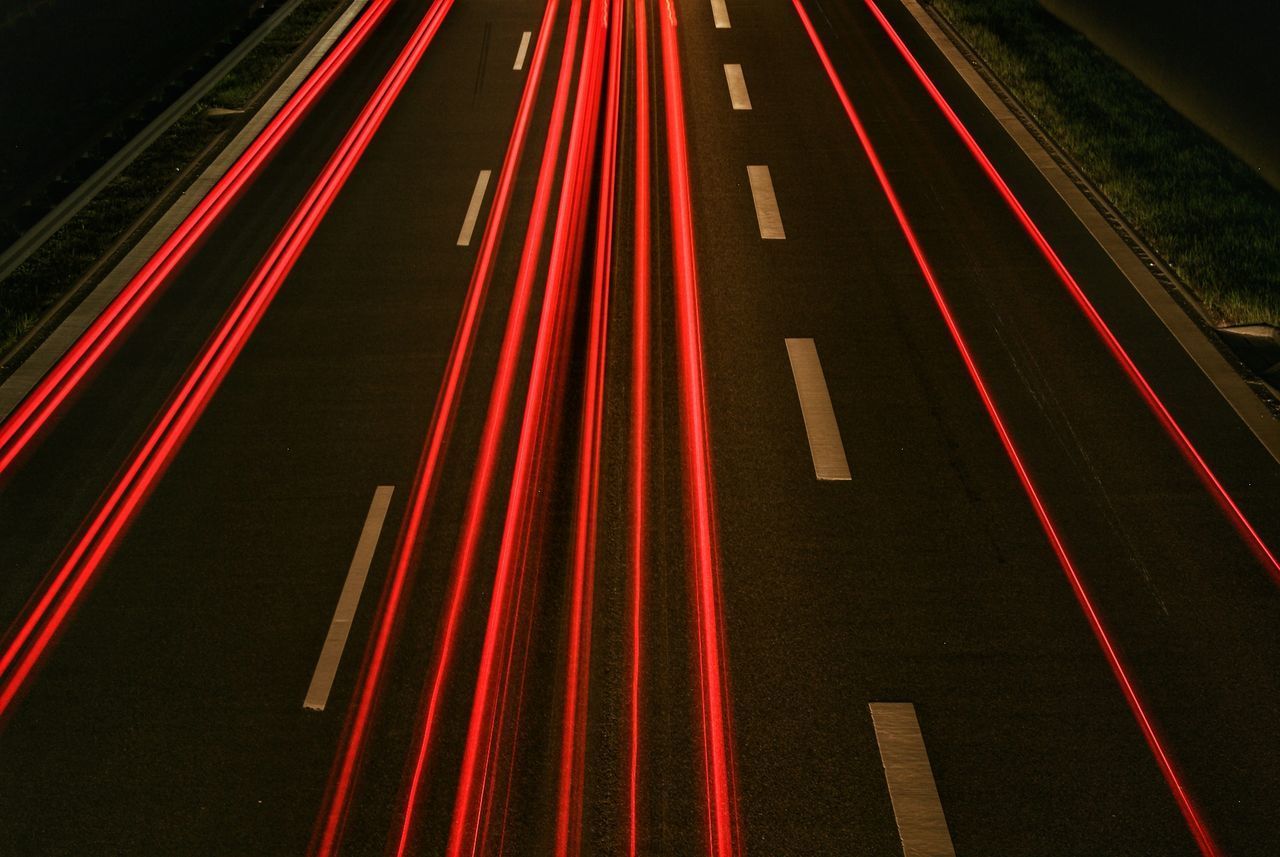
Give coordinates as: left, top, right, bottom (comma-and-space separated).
1040, 0, 1280, 188
0, 0, 280, 242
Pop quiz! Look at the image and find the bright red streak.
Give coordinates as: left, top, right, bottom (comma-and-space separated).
0, 0, 396, 479
0, 0, 455, 723
387, 2, 586, 854
388, 0, 591, 849
554, 0, 624, 852
445, 0, 610, 851
307, 0, 575, 853
657, 4, 740, 857
857, 0, 1280, 582
790, 2, 1222, 854
0, 0, 395, 681
628, 0, 652, 853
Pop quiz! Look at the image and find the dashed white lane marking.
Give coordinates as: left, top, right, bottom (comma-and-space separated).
869, 703, 958, 857
456, 169, 493, 247
747, 165, 785, 240
724, 64, 752, 110
785, 338, 851, 480
513, 30, 532, 70
711, 0, 731, 29
304, 486, 394, 711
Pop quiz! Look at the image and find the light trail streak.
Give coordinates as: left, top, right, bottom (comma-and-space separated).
444, 0, 611, 850
0, 0, 397, 478
790, 2, 1222, 853
858, 0, 1280, 583
0, 0, 456, 727
657, 2, 741, 855
554, 0, 625, 852
385, 0, 588, 849
628, 0, 653, 853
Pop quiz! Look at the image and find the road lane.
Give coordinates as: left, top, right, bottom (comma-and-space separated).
0, 0, 558, 851
0, 0, 1277, 852
671, 0, 1280, 854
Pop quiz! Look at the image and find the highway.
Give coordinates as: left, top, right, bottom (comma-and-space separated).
0, 0, 1277, 854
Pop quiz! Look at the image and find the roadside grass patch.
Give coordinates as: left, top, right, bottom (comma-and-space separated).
929, 0, 1280, 325
0, 0, 346, 359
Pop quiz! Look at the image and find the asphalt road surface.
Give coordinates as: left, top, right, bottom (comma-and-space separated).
1, 0, 1278, 854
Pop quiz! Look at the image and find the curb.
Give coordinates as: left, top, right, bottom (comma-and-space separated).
0, 0, 374, 422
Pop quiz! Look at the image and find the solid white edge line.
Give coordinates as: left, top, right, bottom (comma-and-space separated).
785, 338, 851, 480
456, 169, 493, 247
711, 0, 731, 29
513, 30, 532, 70
748, 165, 785, 240
303, 485, 395, 712
724, 64, 752, 110
869, 703, 957, 857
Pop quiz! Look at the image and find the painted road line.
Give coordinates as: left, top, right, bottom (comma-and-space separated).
513, 30, 532, 70
724, 64, 752, 110
747, 165, 784, 239
870, 703, 957, 857
304, 486, 395, 711
457, 169, 493, 246
711, 0, 731, 28
785, 338, 850, 480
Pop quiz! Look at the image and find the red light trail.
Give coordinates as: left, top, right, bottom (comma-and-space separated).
658, 2, 742, 855
628, 0, 653, 853
858, 0, 1280, 583
304, 0, 580, 851
790, 1, 1223, 853
0, 0, 397, 479
383, 0, 589, 850
554, 0, 625, 852
0, 0, 456, 723
443, 0, 611, 849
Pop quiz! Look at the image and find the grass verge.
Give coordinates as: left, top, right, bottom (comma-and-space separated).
0, 0, 348, 359
928, 0, 1280, 325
